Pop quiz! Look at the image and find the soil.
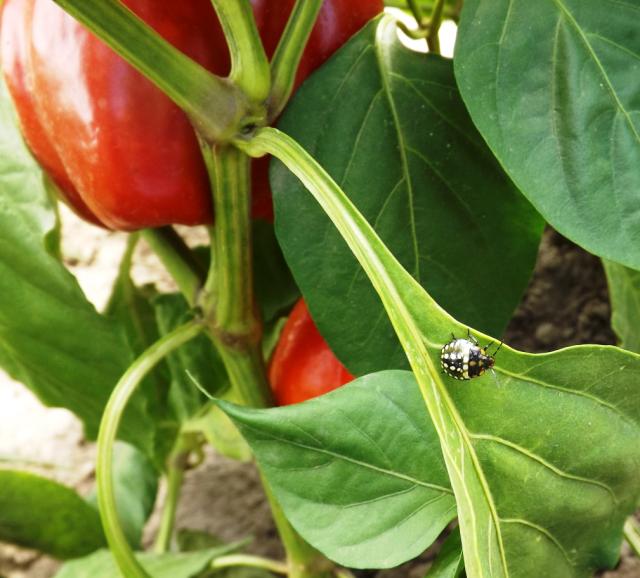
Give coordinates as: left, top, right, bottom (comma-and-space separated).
0, 212, 638, 578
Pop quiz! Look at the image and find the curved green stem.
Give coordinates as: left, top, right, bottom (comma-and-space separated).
140, 228, 206, 307
624, 517, 640, 558
210, 0, 270, 108
268, 0, 323, 120
52, 0, 248, 142
96, 320, 204, 578
211, 554, 288, 575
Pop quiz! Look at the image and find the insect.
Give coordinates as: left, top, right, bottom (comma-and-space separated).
440, 331, 501, 380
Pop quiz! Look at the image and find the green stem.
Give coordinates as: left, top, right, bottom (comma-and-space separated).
211, 554, 288, 575
268, 0, 323, 120
140, 228, 206, 307
262, 478, 333, 578
210, 0, 270, 107
406, 0, 426, 25
52, 0, 248, 142
624, 517, 640, 558
96, 321, 204, 578
201, 144, 273, 408
384, 0, 458, 20
153, 437, 192, 554
426, 0, 446, 53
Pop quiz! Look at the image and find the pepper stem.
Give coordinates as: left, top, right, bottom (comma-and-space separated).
201, 144, 273, 407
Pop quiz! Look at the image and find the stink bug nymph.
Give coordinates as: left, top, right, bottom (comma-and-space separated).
440, 331, 501, 380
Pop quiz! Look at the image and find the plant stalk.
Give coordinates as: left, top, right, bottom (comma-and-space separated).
268, 0, 323, 120
153, 437, 193, 553
140, 228, 206, 307
426, 0, 446, 53
201, 144, 273, 407
211, 554, 289, 575
262, 477, 334, 578
406, 0, 426, 25
200, 139, 330, 576
210, 0, 270, 111
96, 320, 204, 578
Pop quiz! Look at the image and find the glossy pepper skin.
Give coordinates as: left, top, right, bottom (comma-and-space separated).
269, 299, 353, 406
0, 0, 383, 230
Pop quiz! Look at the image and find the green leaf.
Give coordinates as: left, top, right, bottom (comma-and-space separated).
219, 371, 456, 568
86, 442, 158, 548
105, 235, 162, 362
153, 293, 228, 422
424, 530, 464, 578
454, 0, 640, 269
54, 546, 238, 578
271, 16, 543, 375
0, 75, 153, 449
184, 401, 252, 463
603, 260, 640, 353
252, 221, 299, 324
242, 119, 640, 577
0, 470, 105, 559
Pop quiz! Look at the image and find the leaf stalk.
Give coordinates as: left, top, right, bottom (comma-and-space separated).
96, 320, 204, 578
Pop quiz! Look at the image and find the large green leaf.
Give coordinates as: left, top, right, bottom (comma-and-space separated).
271, 16, 543, 375
603, 260, 640, 353
220, 371, 456, 568
54, 546, 238, 578
0, 470, 105, 558
240, 114, 640, 575
454, 0, 640, 269
0, 76, 153, 447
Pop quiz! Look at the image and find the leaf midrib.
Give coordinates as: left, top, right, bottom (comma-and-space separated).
373, 19, 420, 279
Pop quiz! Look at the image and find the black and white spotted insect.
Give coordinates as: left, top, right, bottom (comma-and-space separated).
440, 331, 501, 380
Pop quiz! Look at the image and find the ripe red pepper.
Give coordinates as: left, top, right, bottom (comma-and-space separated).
0, 0, 382, 230
269, 299, 353, 406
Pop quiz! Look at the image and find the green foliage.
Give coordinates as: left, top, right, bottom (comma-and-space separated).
221, 331, 640, 576
455, 0, 640, 269
0, 76, 154, 450
153, 293, 228, 421
271, 17, 543, 375
252, 220, 299, 324
221, 371, 455, 568
423, 530, 464, 578
603, 260, 640, 353
54, 546, 238, 578
0, 470, 105, 558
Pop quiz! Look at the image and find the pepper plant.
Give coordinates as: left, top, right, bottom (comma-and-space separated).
0, 0, 639, 577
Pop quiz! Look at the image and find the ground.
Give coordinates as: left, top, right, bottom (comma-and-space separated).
0, 208, 638, 578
